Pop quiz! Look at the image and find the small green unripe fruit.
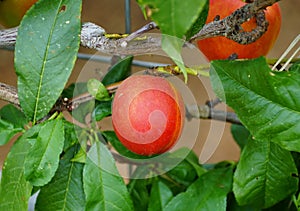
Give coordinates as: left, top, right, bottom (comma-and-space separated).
112, 75, 185, 156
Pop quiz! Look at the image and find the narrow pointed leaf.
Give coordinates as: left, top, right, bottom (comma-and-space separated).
233, 139, 298, 208
35, 145, 85, 211
136, 0, 207, 81
185, 0, 209, 40
148, 180, 173, 211
136, 0, 208, 38
162, 35, 187, 80
0, 104, 27, 128
166, 159, 198, 187
0, 119, 23, 145
83, 142, 133, 211
15, 0, 82, 122
92, 101, 112, 121
102, 56, 133, 86
0, 104, 27, 145
24, 119, 65, 186
210, 57, 300, 152
87, 79, 110, 101
231, 124, 250, 150
127, 172, 153, 210
164, 166, 233, 211
0, 134, 33, 210
102, 130, 150, 160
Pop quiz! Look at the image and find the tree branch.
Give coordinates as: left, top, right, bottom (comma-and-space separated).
0, 80, 241, 125
0, 83, 20, 108
0, 0, 280, 54
185, 103, 242, 125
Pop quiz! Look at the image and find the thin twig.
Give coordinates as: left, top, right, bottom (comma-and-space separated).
185, 104, 241, 125
119, 21, 158, 47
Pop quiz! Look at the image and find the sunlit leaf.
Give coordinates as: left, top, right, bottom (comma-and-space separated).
87, 79, 110, 101
35, 145, 85, 210
83, 142, 133, 210
233, 139, 298, 208
0, 104, 26, 145
0, 131, 36, 210
210, 57, 300, 152
24, 119, 64, 186
15, 0, 82, 123
164, 166, 233, 210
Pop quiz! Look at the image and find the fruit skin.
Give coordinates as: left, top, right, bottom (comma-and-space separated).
197, 0, 281, 60
112, 75, 185, 156
0, 0, 38, 28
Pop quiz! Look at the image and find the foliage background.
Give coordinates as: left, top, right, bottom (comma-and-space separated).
0, 0, 299, 168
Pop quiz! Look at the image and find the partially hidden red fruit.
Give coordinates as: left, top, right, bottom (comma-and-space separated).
112, 75, 185, 156
197, 0, 281, 60
0, 0, 38, 28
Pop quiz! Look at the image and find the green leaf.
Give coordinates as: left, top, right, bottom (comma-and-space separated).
63, 119, 78, 151
0, 104, 27, 145
71, 146, 87, 163
233, 139, 298, 208
161, 35, 187, 81
83, 142, 134, 211
288, 60, 300, 72
102, 130, 150, 160
35, 145, 85, 211
166, 159, 198, 187
164, 166, 233, 211
181, 148, 206, 177
136, 0, 207, 82
161, 147, 206, 178
24, 119, 65, 186
231, 124, 251, 150
148, 180, 173, 211
15, 0, 82, 123
185, 0, 209, 40
210, 57, 300, 152
0, 104, 27, 128
127, 174, 153, 211
136, 0, 207, 38
87, 79, 111, 101
102, 56, 133, 86
0, 133, 33, 210
92, 100, 112, 121
0, 119, 23, 145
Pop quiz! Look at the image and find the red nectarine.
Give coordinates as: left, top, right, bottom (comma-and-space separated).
112, 75, 185, 156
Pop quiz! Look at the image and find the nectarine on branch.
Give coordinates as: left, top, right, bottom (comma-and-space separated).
0, 76, 241, 126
